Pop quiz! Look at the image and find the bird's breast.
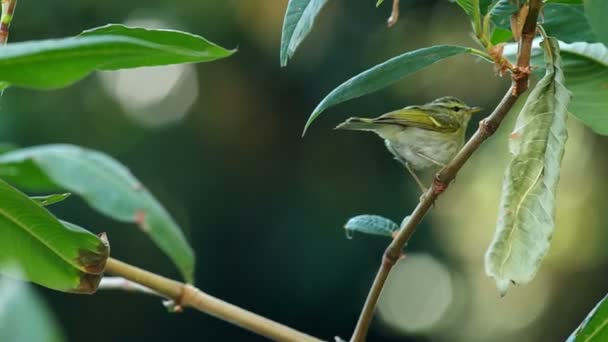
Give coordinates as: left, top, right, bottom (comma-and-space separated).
385, 127, 463, 170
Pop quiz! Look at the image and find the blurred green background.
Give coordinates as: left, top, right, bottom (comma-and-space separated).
1, 0, 607, 341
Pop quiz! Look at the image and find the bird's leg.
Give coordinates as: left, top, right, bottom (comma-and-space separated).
405, 162, 427, 193
416, 151, 457, 185
416, 152, 447, 168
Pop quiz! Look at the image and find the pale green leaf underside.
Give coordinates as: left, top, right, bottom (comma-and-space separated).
0, 277, 65, 342
543, 4, 597, 43
303, 45, 472, 135
0, 24, 234, 90
557, 42, 608, 135
0, 145, 195, 283
504, 40, 608, 135
585, 0, 608, 47
568, 294, 608, 342
280, 0, 329, 67
0, 180, 108, 293
485, 37, 570, 295
344, 215, 398, 239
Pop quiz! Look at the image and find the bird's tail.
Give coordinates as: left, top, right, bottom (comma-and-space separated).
335, 117, 377, 131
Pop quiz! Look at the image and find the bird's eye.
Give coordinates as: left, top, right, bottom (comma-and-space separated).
452, 106, 461, 112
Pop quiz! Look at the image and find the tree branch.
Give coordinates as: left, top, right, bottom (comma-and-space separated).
0, 0, 17, 45
98, 276, 161, 297
104, 258, 324, 342
349, 1, 544, 341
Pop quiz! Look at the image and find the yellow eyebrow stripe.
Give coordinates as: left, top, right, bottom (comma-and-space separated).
429, 117, 442, 127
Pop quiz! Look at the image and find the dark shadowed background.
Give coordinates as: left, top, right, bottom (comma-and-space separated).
1, 0, 607, 341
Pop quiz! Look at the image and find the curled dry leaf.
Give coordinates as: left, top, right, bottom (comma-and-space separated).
485, 37, 571, 296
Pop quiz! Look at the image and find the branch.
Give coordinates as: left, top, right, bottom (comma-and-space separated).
98, 276, 161, 297
0, 0, 17, 45
104, 258, 324, 342
349, 1, 544, 341
387, 0, 400, 28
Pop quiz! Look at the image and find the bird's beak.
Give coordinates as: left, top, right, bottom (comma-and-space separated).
470, 106, 483, 114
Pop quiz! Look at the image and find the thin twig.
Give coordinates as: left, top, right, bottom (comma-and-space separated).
349, 1, 543, 341
104, 258, 324, 342
0, 0, 17, 45
387, 0, 400, 28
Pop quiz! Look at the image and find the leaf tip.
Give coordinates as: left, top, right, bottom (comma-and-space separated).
302, 109, 323, 137
73, 273, 103, 294
496, 278, 511, 297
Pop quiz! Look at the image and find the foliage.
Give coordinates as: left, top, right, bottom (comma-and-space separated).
344, 215, 399, 239
0, 145, 195, 283
0, 0, 607, 340
0, 276, 65, 342
280, 0, 329, 67
303, 45, 473, 134
0, 24, 233, 90
569, 294, 608, 341
485, 37, 570, 295
0, 179, 108, 293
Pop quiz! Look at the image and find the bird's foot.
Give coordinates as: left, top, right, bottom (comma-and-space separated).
432, 176, 448, 195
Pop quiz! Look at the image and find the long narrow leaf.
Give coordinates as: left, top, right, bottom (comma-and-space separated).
280, 0, 329, 67
303, 45, 472, 134
0, 24, 234, 90
0, 145, 195, 283
485, 37, 571, 295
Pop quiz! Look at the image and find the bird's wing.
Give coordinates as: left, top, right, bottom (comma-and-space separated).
372, 106, 460, 133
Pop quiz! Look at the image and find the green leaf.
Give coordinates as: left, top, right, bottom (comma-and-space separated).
557, 42, 608, 135
0, 158, 60, 191
344, 215, 398, 239
376, 0, 384, 7
489, 0, 518, 29
568, 294, 608, 342
585, 0, 608, 47
485, 37, 570, 296
0, 24, 234, 90
454, 0, 486, 33
0, 144, 195, 283
30, 193, 71, 206
0, 143, 19, 154
280, 0, 330, 67
506, 40, 608, 135
455, 0, 480, 18
0, 277, 65, 342
479, 0, 494, 15
303, 45, 472, 135
543, 4, 597, 43
491, 27, 514, 45
0, 179, 108, 293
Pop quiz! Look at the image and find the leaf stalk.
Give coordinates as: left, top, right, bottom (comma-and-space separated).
104, 258, 323, 342
0, 0, 16, 45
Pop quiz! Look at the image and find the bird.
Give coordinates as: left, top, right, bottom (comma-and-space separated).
335, 96, 481, 192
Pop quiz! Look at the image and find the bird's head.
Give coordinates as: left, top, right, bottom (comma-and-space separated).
429, 96, 482, 124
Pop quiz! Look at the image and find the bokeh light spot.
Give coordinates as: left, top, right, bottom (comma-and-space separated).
378, 253, 453, 334
97, 17, 199, 128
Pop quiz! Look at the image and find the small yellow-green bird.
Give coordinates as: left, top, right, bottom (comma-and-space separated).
335, 96, 481, 191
